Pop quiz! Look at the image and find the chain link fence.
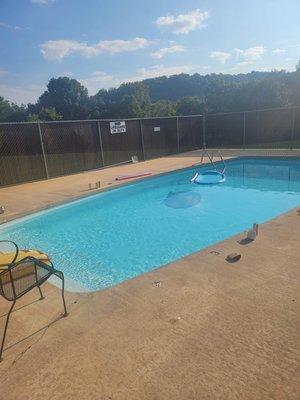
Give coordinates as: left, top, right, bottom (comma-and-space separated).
205, 112, 244, 148
141, 117, 178, 160
41, 120, 102, 177
294, 107, 300, 147
100, 119, 143, 166
0, 123, 47, 185
178, 115, 203, 152
0, 106, 299, 186
244, 108, 294, 149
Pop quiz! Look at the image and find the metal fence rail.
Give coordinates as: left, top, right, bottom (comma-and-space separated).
0, 106, 299, 187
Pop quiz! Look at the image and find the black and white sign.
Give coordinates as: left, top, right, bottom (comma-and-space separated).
110, 121, 126, 134
154, 126, 161, 132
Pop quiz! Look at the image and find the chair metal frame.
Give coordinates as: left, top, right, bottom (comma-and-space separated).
0, 240, 67, 361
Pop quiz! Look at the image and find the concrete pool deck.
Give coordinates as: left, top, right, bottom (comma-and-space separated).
0, 149, 299, 399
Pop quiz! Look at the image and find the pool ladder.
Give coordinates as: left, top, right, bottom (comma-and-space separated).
200, 148, 226, 174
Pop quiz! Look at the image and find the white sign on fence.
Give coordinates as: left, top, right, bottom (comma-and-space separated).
154, 126, 161, 132
110, 121, 126, 134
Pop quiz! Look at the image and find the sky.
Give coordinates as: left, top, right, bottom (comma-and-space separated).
0, 0, 300, 104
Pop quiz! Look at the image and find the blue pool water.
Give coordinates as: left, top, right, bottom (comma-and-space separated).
1, 157, 300, 291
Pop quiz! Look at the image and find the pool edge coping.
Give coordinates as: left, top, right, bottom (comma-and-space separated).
1, 154, 299, 294
60, 204, 300, 295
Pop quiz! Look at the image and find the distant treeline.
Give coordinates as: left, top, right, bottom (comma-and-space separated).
1, 62, 300, 122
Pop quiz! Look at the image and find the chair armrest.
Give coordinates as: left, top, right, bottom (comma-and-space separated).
0, 256, 55, 300
14, 256, 55, 271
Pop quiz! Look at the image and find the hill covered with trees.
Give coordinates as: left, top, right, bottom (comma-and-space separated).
1, 62, 300, 122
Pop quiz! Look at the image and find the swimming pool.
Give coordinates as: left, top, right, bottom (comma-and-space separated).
1, 157, 299, 291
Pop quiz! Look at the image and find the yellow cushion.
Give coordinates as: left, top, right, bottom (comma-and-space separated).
0, 250, 50, 268
0, 250, 51, 289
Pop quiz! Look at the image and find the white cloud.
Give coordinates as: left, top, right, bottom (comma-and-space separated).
129, 64, 195, 81
80, 64, 196, 95
151, 44, 185, 59
0, 22, 10, 28
155, 9, 209, 34
234, 46, 266, 60
236, 61, 253, 67
61, 71, 74, 77
98, 38, 150, 54
0, 69, 9, 77
31, 0, 55, 5
272, 48, 285, 54
40, 37, 150, 61
230, 61, 254, 72
80, 71, 121, 93
0, 83, 44, 104
209, 51, 231, 64
0, 21, 26, 30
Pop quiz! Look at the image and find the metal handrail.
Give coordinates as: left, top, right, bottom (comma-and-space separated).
215, 150, 226, 173
201, 148, 225, 173
201, 148, 217, 170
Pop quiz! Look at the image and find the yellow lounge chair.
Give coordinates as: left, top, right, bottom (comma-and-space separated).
0, 240, 67, 362
0, 249, 50, 268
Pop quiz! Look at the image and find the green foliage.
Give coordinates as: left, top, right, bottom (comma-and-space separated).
177, 96, 203, 115
26, 113, 39, 122
90, 82, 151, 118
37, 77, 89, 120
41, 107, 63, 121
0, 97, 27, 122
0, 97, 12, 121
26, 107, 63, 122
234, 78, 290, 111
149, 100, 177, 117
1, 69, 300, 122
289, 63, 300, 105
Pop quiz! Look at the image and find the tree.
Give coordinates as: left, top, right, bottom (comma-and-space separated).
289, 61, 300, 105
37, 77, 89, 120
2, 69, 300, 122
177, 96, 203, 115
0, 97, 27, 122
149, 100, 177, 117
27, 107, 63, 121
119, 95, 144, 118
118, 82, 151, 111
230, 78, 290, 111
26, 113, 39, 122
89, 89, 110, 118
91, 82, 151, 118
0, 97, 12, 121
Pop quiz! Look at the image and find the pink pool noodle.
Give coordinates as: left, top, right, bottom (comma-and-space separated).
115, 172, 152, 181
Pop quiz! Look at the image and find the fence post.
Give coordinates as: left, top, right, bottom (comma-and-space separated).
290, 107, 295, 150
202, 113, 206, 148
243, 111, 246, 150
139, 119, 146, 161
176, 116, 180, 153
37, 122, 49, 179
97, 120, 105, 167
257, 111, 260, 150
